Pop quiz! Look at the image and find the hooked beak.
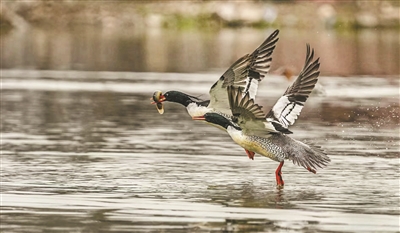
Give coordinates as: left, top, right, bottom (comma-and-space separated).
192, 115, 206, 121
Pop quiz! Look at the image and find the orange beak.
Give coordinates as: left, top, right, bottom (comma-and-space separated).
192, 116, 205, 121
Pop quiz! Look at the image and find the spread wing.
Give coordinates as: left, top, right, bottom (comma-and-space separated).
266, 44, 321, 130
227, 86, 279, 136
208, 29, 279, 115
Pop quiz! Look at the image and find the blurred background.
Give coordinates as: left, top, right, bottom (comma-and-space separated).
1, 1, 399, 232
1, 0, 399, 75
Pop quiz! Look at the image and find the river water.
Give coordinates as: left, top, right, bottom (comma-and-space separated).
1, 69, 399, 232
1, 24, 400, 232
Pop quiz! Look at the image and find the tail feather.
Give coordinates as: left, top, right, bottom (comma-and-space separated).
286, 138, 330, 172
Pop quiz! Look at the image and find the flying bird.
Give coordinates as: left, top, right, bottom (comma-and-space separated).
151, 29, 280, 160
193, 45, 330, 187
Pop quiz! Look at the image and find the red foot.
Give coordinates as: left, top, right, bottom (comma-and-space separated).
275, 161, 285, 187
307, 167, 316, 174
244, 149, 255, 160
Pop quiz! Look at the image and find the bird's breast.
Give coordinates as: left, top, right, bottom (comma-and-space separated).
228, 128, 283, 161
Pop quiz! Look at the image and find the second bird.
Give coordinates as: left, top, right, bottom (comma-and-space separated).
193, 45, 330, 187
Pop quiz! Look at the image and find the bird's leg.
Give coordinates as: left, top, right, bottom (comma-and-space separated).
244, 149, 255, 160
307, 166, 316, 174
275, 161, 285, 187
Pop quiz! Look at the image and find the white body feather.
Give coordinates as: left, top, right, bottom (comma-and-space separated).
186, 103, 211, 117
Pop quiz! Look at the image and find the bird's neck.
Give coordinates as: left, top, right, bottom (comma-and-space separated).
172, 92, 198, 107
187, 103, 210, 117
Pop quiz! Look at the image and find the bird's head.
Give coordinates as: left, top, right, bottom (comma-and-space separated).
151, 90, 197, 114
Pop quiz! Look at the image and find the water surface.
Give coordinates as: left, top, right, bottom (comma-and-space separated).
1, 70, 399, 232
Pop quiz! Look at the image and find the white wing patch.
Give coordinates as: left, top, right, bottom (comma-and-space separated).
265, 44, 320, 133
208, 29, 279, 115
270, 96, 303, 127
246, 78, 259, 99
208, 80, 232, 115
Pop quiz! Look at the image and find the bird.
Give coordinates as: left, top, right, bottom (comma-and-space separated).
192, 44, 330, 187
151, 29, 280, 160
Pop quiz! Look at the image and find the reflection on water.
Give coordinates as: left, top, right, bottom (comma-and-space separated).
1, 26, 399, 75
1, 71, 399, 232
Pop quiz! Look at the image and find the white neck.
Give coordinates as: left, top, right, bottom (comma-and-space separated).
186, 103, 211, 117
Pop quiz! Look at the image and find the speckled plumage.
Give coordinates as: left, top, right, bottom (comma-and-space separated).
227, 126, 330, 170
222, 44, 331, 172
199, 44, 330, 186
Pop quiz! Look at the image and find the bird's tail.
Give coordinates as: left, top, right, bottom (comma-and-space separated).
285, 137, 330, 173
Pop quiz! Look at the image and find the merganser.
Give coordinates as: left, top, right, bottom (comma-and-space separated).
193, 45, 330, 187
151, 29, 280, 160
